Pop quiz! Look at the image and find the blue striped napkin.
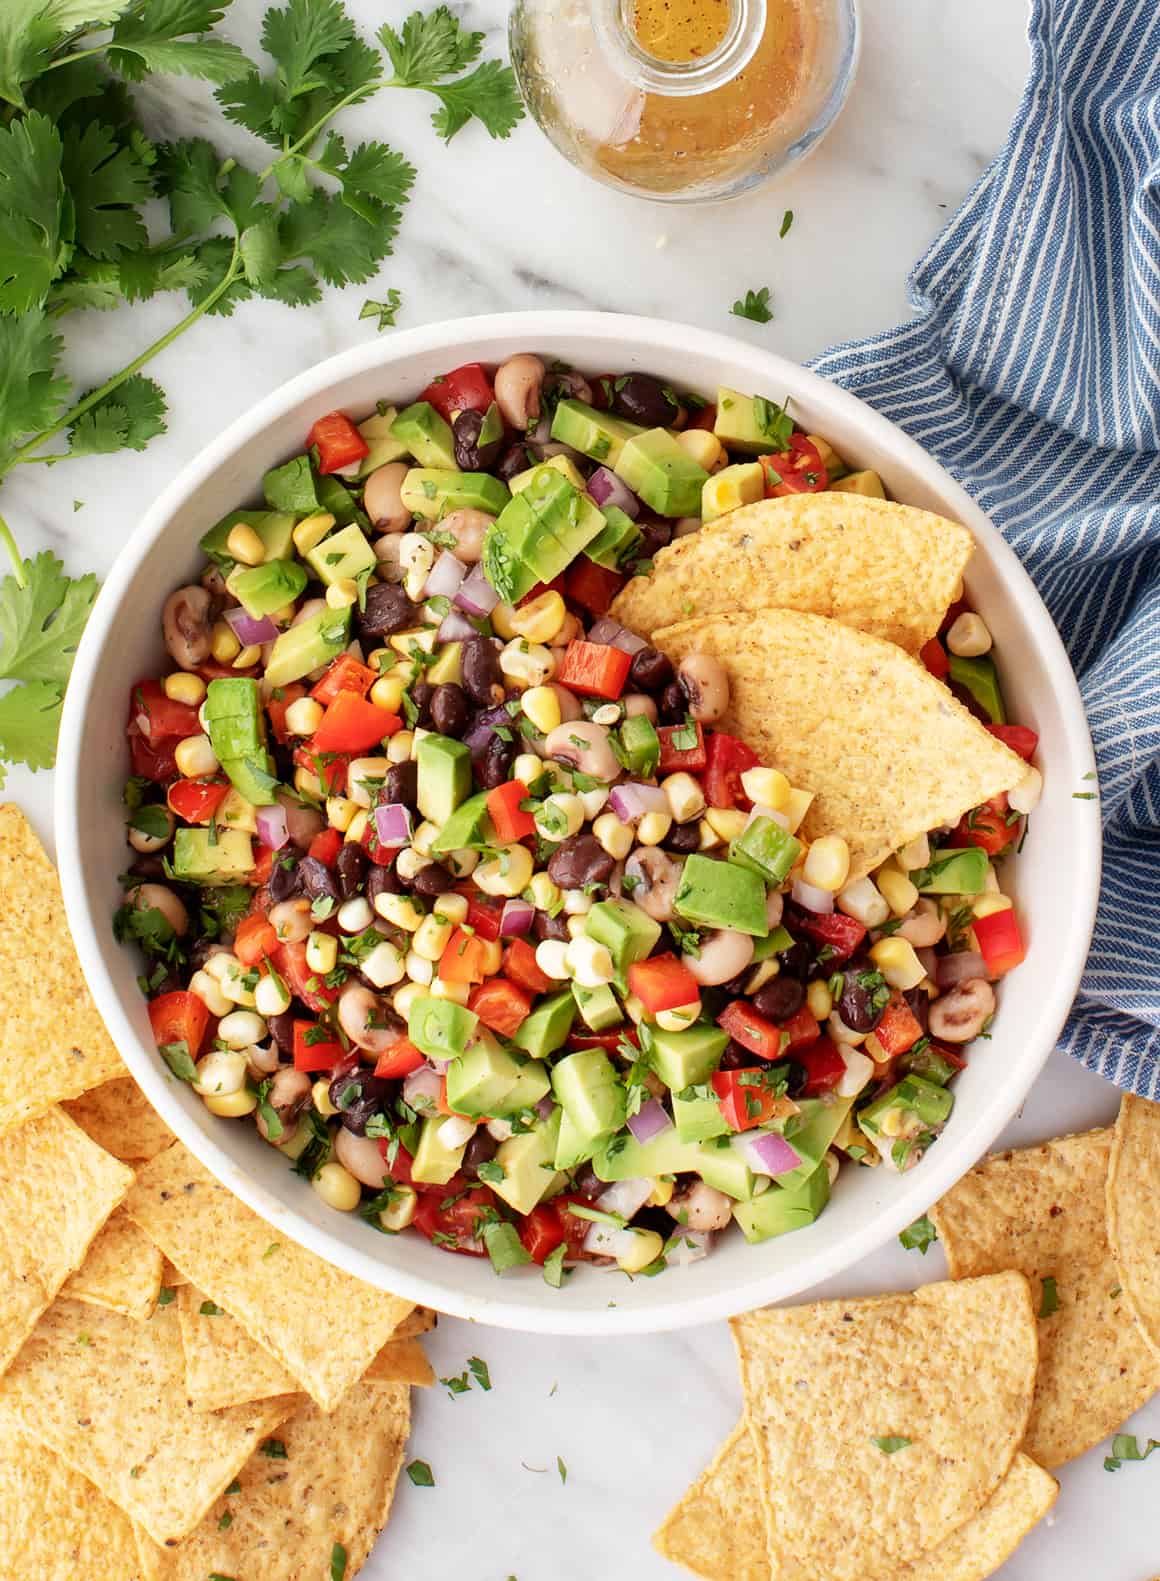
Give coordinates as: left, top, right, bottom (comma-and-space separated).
810, 0, 1160, 1099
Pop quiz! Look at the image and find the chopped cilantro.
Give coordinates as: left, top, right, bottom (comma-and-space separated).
1038, 1276, 1060, 1318
898, 1215, 937, 1254
870, 1436, 912, 1454
406, 1458, 435, 1487
731, 286, 773, 324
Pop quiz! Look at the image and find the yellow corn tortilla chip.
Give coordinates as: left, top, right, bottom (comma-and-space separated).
0, 805, 125, 1134
0, 1106, 133, 1380
0, 1428, 157, 1580
64, 1076, 176, 1163
161, 1258, 188, 1287
653, 1425, 1057, 1581
0, 1297, 296, 1548
126, 1142, 414, 1410
366, 1338, 435, 1388
731, 1272, 1038, 1581
142, 1380, 410, 1581
611, 494, 973, 655
653, 608, 1025, 878
931, 1129, 1160, 1467
1106, 1095, 1160, 1359
391, 1305, 437, 1339
62, 1205, 164, 1321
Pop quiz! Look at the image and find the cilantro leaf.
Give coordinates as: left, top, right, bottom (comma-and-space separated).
59, 120, 152, 259
898, 1214, 937, 1255
0, 678, 61, 783
731, 285, 773, 324
0, 2, 133, 110
0, 550, 97, 685
107, 0, 252, 85
278, 189, 401, 286
0, 311, 68, 463
379, 8, 523, 142
1104, 1433, 1160, 1472
67, 374, 167, 455
360, 290, 401, 330
428, 60, 525, 142
406, 1458, 434, 1487
0, 109, 67, 312
216, 0, 372, 147
871, 1436, 912, 1454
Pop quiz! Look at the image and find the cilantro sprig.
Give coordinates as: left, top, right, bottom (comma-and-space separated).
731, 285, 773, 324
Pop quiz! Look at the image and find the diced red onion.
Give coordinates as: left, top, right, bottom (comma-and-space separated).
437, 1113, 476, 1150
224, 605, 279, 646
373, 802, 412, 848
425, 549, 467, 600
915, 945, 940, 981
743, 1130, 801, 1176
586, 617, 628, 647
534, 1094, 555, 1121
403, 1063, 443, 1111
936, 950, 987, 989
792, 877, 835, 914
437, 608, 478, 643
626, 1097, 672, 1145
746, 802, 790, 831
455, 565, 500, 616
610, 627, 648, 655
596, 1177, 655, 1219
587, 467, 641, 518
584, 1221, 635, 1258
673, 1228, 713, 1267
255, 803, 289, 851
608, 781, 670, 823
500, 897, 535, 937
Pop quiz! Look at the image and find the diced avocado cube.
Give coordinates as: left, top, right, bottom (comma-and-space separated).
305, 524, 378, 587
513, 990, 576, 1059
484, 469, 608, 602
400, 468, 511, 522
675, 853, 769, 936
776, 1096, 855, 1188
490, 1110, 564, 1215
416, 734, 471, 826
315, 473, 360, 525
712, 387, 793, 456
230, 558, 308, 618
427, 642, 462, 686
696, 1135, 758, 1200
672, 1083, 730, 1142
617, 714, 660, 777
554, 1105, 596, 1171
429, 789, 492, 855
390, 401, 456, 469
411, 1114, 468, 1186
702, 461, 765, 523
503, 1058, 553, 1114
732, 1164, 830, 1242
407, 996, 479, 1060
203, 679, 278, 806
913, 846, 989, 895
200, 509, 297, 565
356, 408, 408, 475
592, 1123, 700, 1182
582, 507, 643, 570
482, 499, 540, 604
648, 1023, 728, 1092
729, 816, 802, 885
444, 1035, 549, 1118
171, 827, 253, 880
583, 898, 662, 981
947, 653, 1006, 724
263, 454, 318, 515
830, 469, 885, 498
751, 923, 794, 963
509, 454, 587, 494
614, 429, 709, 518
264, 607, 350, 690
571, 981, 623, 1033
857, 1076, 953, 1149
551, 1048, 626, 1143
550, 399, 643, 466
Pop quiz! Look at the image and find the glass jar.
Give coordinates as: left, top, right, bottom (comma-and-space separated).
510, 0, 859, 204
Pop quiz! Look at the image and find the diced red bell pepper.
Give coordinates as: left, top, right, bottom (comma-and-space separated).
251, 847, 276, 887
796, 1039, 846, 1096
439, 927, 492, 985
554, 640, 633, 700
760, 434, 829, 496
372, 1036, 427, 1080
412, 1185, 495, 1255
128, 727, 179, 784
517, 574, 566, 608
627, 953, 700, 1015
564, 558, 625, 617
293, 746, 352, 796
308, 827, 344, 866
788, 907, 867, 963
503, 937, 554, 995
468, 977, 533, 1038
518, 1203, 567, 1264
420, 362, 496, 422
567, 1028, 638, 1053
973, 907, 1026, 976
657, 719, 707, 774
234, 912, 278, 967
292, 1019, 345, 1073
952, 794, 1020, 856
148, 991, 210, 1059
167, 777, 231, 825
464, 891, 504, 942
986, 723, 1039, 762
712, 1068, 785, 1131
778, 1004, 821, 1052
487, 779, 536, 843
376, 1140, 415, 1185
703, 730, 758, 810
311, 654, 376, 705
920, 638, 950, 680
688, 401, 717, 431
872, 995, 924, 1056
266, 683, 306, 744
308, 411, 369, 474
274, 941, 338, 1014
553, 1193, 599, 1259
311, 690, 400, 755
129, 678, 201, 744
717, 1000, 785, 1062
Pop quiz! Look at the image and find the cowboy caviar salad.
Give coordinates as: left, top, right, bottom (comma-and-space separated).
116, 357, 1042, 1279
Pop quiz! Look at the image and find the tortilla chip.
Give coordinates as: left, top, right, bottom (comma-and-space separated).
0, 1106, 133, 1380
1106, 1095, 1160, 1359
62, 1205, 164, 1321
0, 1428, 157, 1580
0, 805, 124, 1134
125, 1142, 413, 1410
143, 1380, 410, 1580
392, 1305, 437, 1339
931, 1129, 1160, 1468
366, 1338, 435, 1387
0, 1297, 295, 1547
64, 1076, 176, 1163
611, 494, 973, 655
731, 1273, 1038, 1581
653, 1426, 1056, 1581
161, 1258, 188, 1287
652, 609, 1025, 878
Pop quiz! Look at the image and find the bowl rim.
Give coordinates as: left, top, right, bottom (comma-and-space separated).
55, 310, 1101, 1334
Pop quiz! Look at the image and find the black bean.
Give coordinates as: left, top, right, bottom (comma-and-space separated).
547, 833, 615, 890
903, 986, 930, 1034
267, 1011, 297, 1055
638, 518, 674, 558
570, 1163, 603, 1199
430, 682, 469, 736
628, 646, 674, 692
777, 939, 813, 980
717, 1039, 751, 1071
460, 636, 504, 706
331, 1070, 396, 1136
662, 822, 701, 855
453, 408, 503, 472
385, 760, 418, 809
356, 582, 413, 640
267, 853, 302, 904
659, 680, 687, 723
496, 441, 533, 482
609, 373, 681, 427
462, 1128, 499, 1179
534, 910, 570, 942
297, 856, 340, 904
544, 370, 593, 406
475, 732, 515, 790
837, 970, 884, 1033
753, 977, 805, 1023
410, 679, 434, 728
147, 969, 184, 997
127, 854, 167, 881
366, 862, 404, 906
335, 843, 367, 901
412, 862, 454, 899
772, 1058, 808, 1099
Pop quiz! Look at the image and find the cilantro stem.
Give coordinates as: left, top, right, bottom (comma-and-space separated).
0, 512, 25, 584
266, 83, 386, 174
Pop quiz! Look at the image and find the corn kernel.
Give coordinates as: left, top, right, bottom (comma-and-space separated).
521, 685, 562, 735
591, 703, 621, 727
175, 734, 219, 778
254, 971, 292, 1017
163, 672, 206, 706
535, 793, 585, 842
346, 757, 391, 808
210, 620, 241, 663
395, 848, 432, 883
203, 950, 240, 982
294, 765, 324, 799
802, 834, 850, 893
662, 771, 705, 824
325, 795, 359, 833
879, 1107, 906, 1138
337, 897, 373, 934
378, 1184, 418, 1232
362, 939, 406, 988
636, 810, 672, 846
746, 959, 780, 994
676, 428, 724, 470
827, 1009, 866, 1046
473, 843, 535, 898
566, 914, 589, 939
410, 820, 439, 857
512, 752, 543, 785
698, 820, 723, 850
615, 1226, 665, 1274
369, 673, 405, 712
232, 642, 261, 669
389, 626, 438, 657
869, 936, 926, 990
413, 913, 454, 962
189, 969, 232, 1018
226, 522, 266, 566
863, 1034, 893, 1065
896, 833, 931, 872
593, 811, 634, 860
214, 1008, 268, 1050
500, 639, 555, 689
622, 992, 646, 1024
433, 892, 469, 927
784, 787, 814, 833
491, 602, 519, 640
877, 864, 919, 917
305, 931, 338, 974
292, 512, 336, 554
373, 892, 425, 931
972, 893, 1014, 920
1008, 766, 1043, 815
409, 727, 429, 760
217, 787, 257, 833
565, 934, 615, 987
526, 871, 561, 913
647, 1177, 675, 1207
312, 1161, 361, 1212
405, 949, 434, 986
655, 1000, 701, 1032
739, 766, 790, 812
326, 579, 359, 610
534, 939, 570, 981
312, 1079, 338, 1117
429, 976, 471, 1005
444, 848, 478, 878
837, 876, 890, 929
704, 806, 748, 842
398, 534, 435, 602
807, 979, 833, 1020
204, 1088, 259, 1118
947, 612, 992, 657
510, 590, 567, 645
285, 696, 324, 736
391, 981, 425, 1019
479, 938, 503, 976
562, 887, 593, 915
837, 1046, 876, 1094
344, 810, 369, 844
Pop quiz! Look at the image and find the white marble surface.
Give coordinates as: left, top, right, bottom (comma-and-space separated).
9, 1, 1157, 1576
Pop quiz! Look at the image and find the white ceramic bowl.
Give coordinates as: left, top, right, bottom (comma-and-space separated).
56, 311, 1100, 1334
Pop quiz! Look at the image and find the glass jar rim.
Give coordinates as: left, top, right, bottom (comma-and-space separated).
590, 0, 768, 96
